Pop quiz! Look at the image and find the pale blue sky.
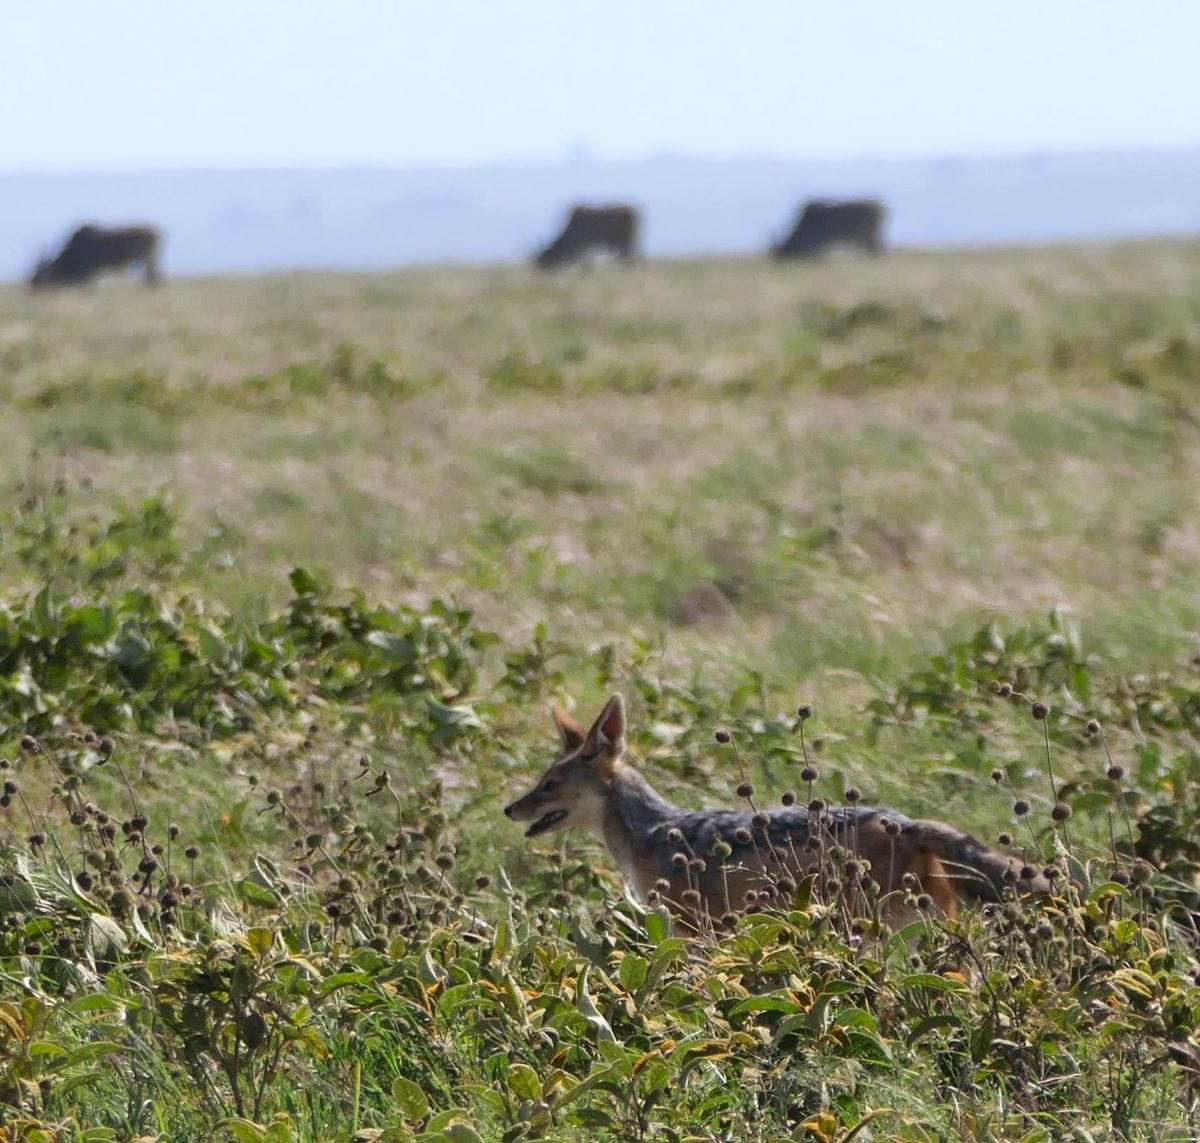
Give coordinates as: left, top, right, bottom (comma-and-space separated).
3, 0, 1198, 170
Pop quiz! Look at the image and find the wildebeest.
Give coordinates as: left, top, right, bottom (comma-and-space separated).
771, 199, 886, 260
535, 204, 641, 269
29, 224, 163, 288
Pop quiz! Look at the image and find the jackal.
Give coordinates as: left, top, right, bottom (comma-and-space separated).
505, 694, 1044, 926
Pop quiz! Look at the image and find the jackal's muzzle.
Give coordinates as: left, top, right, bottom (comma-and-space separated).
504, 792, 569, 837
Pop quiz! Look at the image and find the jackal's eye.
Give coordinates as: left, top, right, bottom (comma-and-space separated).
541, 777, 560, 794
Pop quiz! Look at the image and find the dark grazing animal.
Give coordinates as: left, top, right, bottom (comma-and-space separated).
771, 199, 886, 260
29, 224, 163, 288
535, 204, 641, 269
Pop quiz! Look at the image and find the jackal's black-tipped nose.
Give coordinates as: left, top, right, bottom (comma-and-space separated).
504, 803, 515, 819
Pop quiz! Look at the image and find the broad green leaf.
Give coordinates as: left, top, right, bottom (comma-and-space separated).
506, 1062, 541, 1101
576, 965, 615, 1043
219, 1120, 266, 1143
236, 879, 282, 909
392, 1075, 429, 1121
617, 953, 648, 992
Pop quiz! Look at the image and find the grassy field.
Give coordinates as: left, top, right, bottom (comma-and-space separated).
0, 242, 1198, 1139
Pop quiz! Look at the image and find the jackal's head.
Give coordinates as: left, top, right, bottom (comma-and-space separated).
504, 695, 626, 838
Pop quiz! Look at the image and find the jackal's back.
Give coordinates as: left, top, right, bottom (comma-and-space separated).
652, 804, 912, 871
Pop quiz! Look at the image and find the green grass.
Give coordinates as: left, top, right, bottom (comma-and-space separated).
0, 242, 1198, 1138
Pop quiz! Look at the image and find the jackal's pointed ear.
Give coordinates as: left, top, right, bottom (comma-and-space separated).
551, 704, 587, 752
585, 694, 626, 757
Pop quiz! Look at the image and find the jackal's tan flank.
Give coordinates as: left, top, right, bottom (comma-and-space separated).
505, 695, 1042, 926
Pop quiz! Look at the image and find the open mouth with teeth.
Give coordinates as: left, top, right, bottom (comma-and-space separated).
525, 810, 568, 837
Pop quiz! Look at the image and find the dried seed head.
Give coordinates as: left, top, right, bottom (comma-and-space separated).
997, 831, 1013, 846
1043, 865, 1061, 881
733, 827, 752, 845
916, 893, 934, 911
996, 682, 1013, 698
990, 768, 1005, 784
796, 704, 813, 721
655, 878, 671, 893
19, 736, 36, 752
901, 873, 918, 889
743, 890, 759, 905
1020, 865, 1039, 881
883, 818, 901, 837
184, 845, 201, 860
843, 859, 861, 876
1131, 860, 1153, 884
808, 798, 826, 813
1051, 802, 1072, 823
781, 790, 796, 807
1106, 764, 1125, 782
474, 874, 491, 890
844, 787, 861, 803
672, 852, 688, 868
751, 812, 770, 829
711, 840, 732, 859
687, 858, 707, 873
720, 912, 740, 929
777, 877, 796, 895
1, 780, 16, 796
1085, 719, 1102, 737
714, 728, 732, 744
1012, 799, 1031, 817
736, 782, 755, 799
666, 827, 683, 844
645, 890, 660, 906
681, 889, 701, 906
1002, 867, 1018, 884
1031, 702, 1048, 721
800, 766, 819, 783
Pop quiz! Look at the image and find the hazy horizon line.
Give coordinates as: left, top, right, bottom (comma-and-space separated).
4, 141, 1200, 178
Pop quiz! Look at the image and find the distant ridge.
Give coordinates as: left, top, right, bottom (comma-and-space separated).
2, 149, 1197, 280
